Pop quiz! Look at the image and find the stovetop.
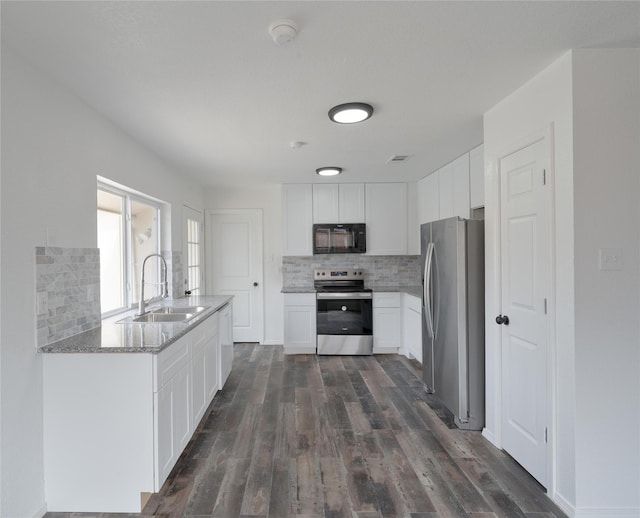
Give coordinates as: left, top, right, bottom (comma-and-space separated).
313, 268, 369, 292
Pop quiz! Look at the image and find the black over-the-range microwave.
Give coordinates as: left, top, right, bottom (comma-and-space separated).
312, 223, 366, 254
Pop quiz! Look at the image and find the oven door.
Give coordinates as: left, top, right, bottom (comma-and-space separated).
316, 292, 373, 355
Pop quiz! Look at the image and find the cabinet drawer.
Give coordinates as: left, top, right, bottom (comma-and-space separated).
373, 292, 401, 308
154, 336, 189, 392
284, 293, 316, 307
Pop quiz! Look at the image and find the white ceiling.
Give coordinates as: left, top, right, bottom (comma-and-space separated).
2, 1, 639, 186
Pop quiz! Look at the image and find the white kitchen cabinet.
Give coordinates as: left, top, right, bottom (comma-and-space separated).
365, 183, 407, 255
218, 302, 233, 389
452, 153, 470, 219
469, 144, 484, 209
284, 293, 316, 354
438, 163, 454, 219
282, 184, 313, 255
42, 304, 231, 513
418, 172, 439, 224
402, 294, 422, 363
373, 292, 402, 353
313, 183, 365, 223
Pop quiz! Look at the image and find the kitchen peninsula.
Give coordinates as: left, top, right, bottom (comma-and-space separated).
39, 296, 233, 513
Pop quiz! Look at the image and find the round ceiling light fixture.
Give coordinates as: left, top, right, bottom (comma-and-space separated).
316, 167, 342, 177
328, 102, 374, 124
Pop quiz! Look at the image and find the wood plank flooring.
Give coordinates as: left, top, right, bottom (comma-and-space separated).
46, 344, 566, 518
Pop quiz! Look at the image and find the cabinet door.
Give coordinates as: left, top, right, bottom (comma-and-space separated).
312, 184, 339, 223
219, 304, 233, 388
191, 345, 207, 427
418, 173, 439, 224
205, 336, 218, 402
282, 184, 313, 255
173, 364, 191, 452
155, 383, 174, 488
284, 294, 316, 353
438, 163, 454, 219
373, 307, 402, 352
469, 144, 484, 209
339, 183, 365, 222
452, 153, 470, 219
365, 183, 407, 255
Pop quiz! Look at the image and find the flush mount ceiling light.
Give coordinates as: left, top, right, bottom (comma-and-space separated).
328, 102, 374, 124
316, 167, 342, 177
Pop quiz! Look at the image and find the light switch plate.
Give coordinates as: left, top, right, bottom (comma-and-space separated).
599, 248, 623, 271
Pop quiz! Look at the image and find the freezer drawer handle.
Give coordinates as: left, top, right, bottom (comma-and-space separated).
495, 315, 510, 325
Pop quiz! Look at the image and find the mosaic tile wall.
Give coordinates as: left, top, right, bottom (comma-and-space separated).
282, 255, 421, 289
165, 250, 184, 299
35, 247, 101, 347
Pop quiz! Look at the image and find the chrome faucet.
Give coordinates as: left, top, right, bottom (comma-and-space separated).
138, 253, 169, 316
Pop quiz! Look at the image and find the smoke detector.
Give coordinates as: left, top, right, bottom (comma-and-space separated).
269, 20, 298, 46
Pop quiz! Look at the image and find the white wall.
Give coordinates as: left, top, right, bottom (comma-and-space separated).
205, 184, 284, 345
1, 46, 205, 517
484, 51, 576, 508
484, 49, 640, 516
571, 49, 640, 513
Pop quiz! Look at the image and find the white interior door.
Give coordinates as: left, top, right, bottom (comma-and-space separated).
182, 206, 204, 297
499, 138, 549, 487
207, 209, 263, 343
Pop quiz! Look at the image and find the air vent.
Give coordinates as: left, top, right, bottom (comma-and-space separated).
387, 154, 412, 163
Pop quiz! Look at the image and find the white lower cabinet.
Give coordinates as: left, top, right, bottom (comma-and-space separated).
218, 302, 233, 388
403, 294, 422, 363
373, 292, 402, 353
283, 293, 316, 354
42, 306, 231, 513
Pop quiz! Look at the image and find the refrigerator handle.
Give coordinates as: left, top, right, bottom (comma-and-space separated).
424, 242, 435, 339
432, 242, 440, 340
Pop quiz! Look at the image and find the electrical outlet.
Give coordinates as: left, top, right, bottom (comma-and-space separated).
36, 291, 48, 315
599, 248, 623, 271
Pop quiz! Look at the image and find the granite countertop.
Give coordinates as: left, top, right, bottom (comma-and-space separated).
282, 285, 422, 298
38, 295, 233, 354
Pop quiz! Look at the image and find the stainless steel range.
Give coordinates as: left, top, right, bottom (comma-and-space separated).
314, 268, 373, 355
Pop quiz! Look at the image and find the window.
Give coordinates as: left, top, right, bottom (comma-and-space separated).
97, 181, 163, 316
184, 207, 204, 296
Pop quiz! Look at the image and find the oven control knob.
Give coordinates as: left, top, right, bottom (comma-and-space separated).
341, 305, 347, 312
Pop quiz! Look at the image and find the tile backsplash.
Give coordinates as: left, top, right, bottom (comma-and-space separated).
35, 247, 101, 347
282, 255, 421, 289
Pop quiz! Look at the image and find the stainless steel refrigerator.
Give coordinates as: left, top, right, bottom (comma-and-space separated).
421, 217, 485, 430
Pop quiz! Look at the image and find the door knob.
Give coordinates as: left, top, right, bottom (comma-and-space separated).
495, 315, 510, 325
253, 282, 259, 287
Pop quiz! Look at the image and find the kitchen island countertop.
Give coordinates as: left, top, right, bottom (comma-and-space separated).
38, 295, 233, 354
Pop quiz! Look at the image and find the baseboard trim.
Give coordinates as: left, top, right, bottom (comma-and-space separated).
552, 491, 576, 517
574, 507, 640, 517
481, 427, 498, 447
373, 347, 399, 354
32, 503, 47, 518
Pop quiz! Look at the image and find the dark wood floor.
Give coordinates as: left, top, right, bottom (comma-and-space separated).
47, 344, 566, 518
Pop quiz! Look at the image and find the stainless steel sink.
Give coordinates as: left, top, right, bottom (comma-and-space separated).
116, 305, 209, 324
151, 306, 208, 315
126, 313, 190, 323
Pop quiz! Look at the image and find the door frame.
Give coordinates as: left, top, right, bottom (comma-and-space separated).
182, 205, 204, 297
490, 124, 557, 493
205, 208, 264, 344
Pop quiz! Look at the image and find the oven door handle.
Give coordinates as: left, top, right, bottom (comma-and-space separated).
316, 292, 373, 300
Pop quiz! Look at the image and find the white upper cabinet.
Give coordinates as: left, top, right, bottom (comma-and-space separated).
438, 163, 454, 219
365, 183, 407, 255
419, 146, 480, 224
282, 184, 313, 256
312, 183, 365, 223
418, 172, 439, 224
452, 152, 470, 219
469, 144, 484, 209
